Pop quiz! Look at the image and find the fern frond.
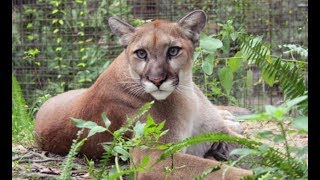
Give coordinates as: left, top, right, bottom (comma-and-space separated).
153, 132, 307, 179
60, 130, 87, 180
239, 36, 307, 112
12, 74, 34, 144
258, 148, 307, 178
156, 133, 261, 163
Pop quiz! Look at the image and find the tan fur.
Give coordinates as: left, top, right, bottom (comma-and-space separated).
35, 10, 251, 179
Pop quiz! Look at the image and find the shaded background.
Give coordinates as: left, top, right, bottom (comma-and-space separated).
12, 0, 308, 112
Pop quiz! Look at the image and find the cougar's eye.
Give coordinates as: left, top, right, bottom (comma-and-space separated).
135, 49, 147, 60
167, 47, 181, 57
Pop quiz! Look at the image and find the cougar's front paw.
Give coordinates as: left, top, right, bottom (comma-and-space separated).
219, 110, 244, 134
219, 109, 236, 121
204, 142, 242, 161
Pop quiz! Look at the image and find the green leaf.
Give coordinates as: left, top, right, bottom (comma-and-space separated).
256, 130, 274, 139
114, 146, 130, 161
273, 134, 285, 142
101, 112, 111, 129
228, 52, 242, 72
264, 105, 277, 115
77, 63, 86, 67
200, 34, 223, 53
88, 126, 107, 137
27, 35, 33, 40
282, 95, 308, 110
236, 113, 267, 121
55, 47, 62, 51
219, 67, 233, 95
77, 21, 85, 27
230, 148, 259, 156
133, 121, 145, 138
230, 32, 238, 41
292, 116, 308, 132
71, 118, 107, 137
57, 38, 62, 44
52, 19, 58, 24
71, 118, 98, 129
201, 60, 213, 75
52, 9, 59, 14
53, 29, 59, 34
58, 19, 64, 25
26, 23, 33, 29
193, 50, 200, 61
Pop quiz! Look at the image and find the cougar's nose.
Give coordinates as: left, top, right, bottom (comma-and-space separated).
147, 74, 167, 87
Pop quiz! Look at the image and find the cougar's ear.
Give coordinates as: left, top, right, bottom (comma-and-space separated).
178, 10, 207, 43
108, 17, 135, 47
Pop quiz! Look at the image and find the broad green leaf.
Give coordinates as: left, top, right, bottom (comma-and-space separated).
53, 29, 59, 34
230, 148, 259, 156
246, 69, 253, 91
193, 50, 200, 61
273, 134, 285, 142
292, 116, 308, 132
71, 118, 98, 129
55, 47, 62, 51
71, 118, 107, 137
230, 32, 238, 41
133, 121, 145, 138
200, 34, 223, 53
58, 19, 64, 25
26, 23, 33, 29
88, 126, 107, 137
201, 60, 213, 75
282, 95, 308, 109
236, 113, 268, 121
52, 19, 58, 24
52, 9, 58, 14
57, 38, 62, 44
219, 67, 233, 95
27, 35, 33, 40
228, 55, 241, 72
114, 146, 130, 161
101, 112, 111, 129
256, 130, 274, 139
264, 105, 277, 115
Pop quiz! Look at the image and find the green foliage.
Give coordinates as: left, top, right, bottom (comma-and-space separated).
193, 19, 308, 110
60, 129, 87, 180
157, 133, 261, 163
12, 74, 34, 145
235, 95, 308, 179
239, 36, 307, 102
13, 0, 131, 105
193, 21, 248, 105
63, 101, 171, 179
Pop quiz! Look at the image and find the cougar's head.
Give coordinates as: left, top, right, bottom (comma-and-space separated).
108, 10, 207, 100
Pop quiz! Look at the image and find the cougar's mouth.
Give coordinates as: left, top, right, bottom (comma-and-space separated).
143, 78, 178, 100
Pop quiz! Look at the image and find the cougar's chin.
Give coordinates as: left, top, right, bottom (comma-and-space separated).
150, 90, 172, 100
143, 80, 176, 100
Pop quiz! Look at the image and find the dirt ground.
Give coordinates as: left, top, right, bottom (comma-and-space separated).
12, 121, 308, 179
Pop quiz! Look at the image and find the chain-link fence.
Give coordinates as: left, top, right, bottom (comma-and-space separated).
12, 0, 308, 110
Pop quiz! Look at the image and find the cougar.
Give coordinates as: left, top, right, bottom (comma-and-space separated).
35, 10, 251, 179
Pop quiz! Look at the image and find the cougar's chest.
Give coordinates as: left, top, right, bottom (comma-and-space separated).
149, 95, 195, 143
